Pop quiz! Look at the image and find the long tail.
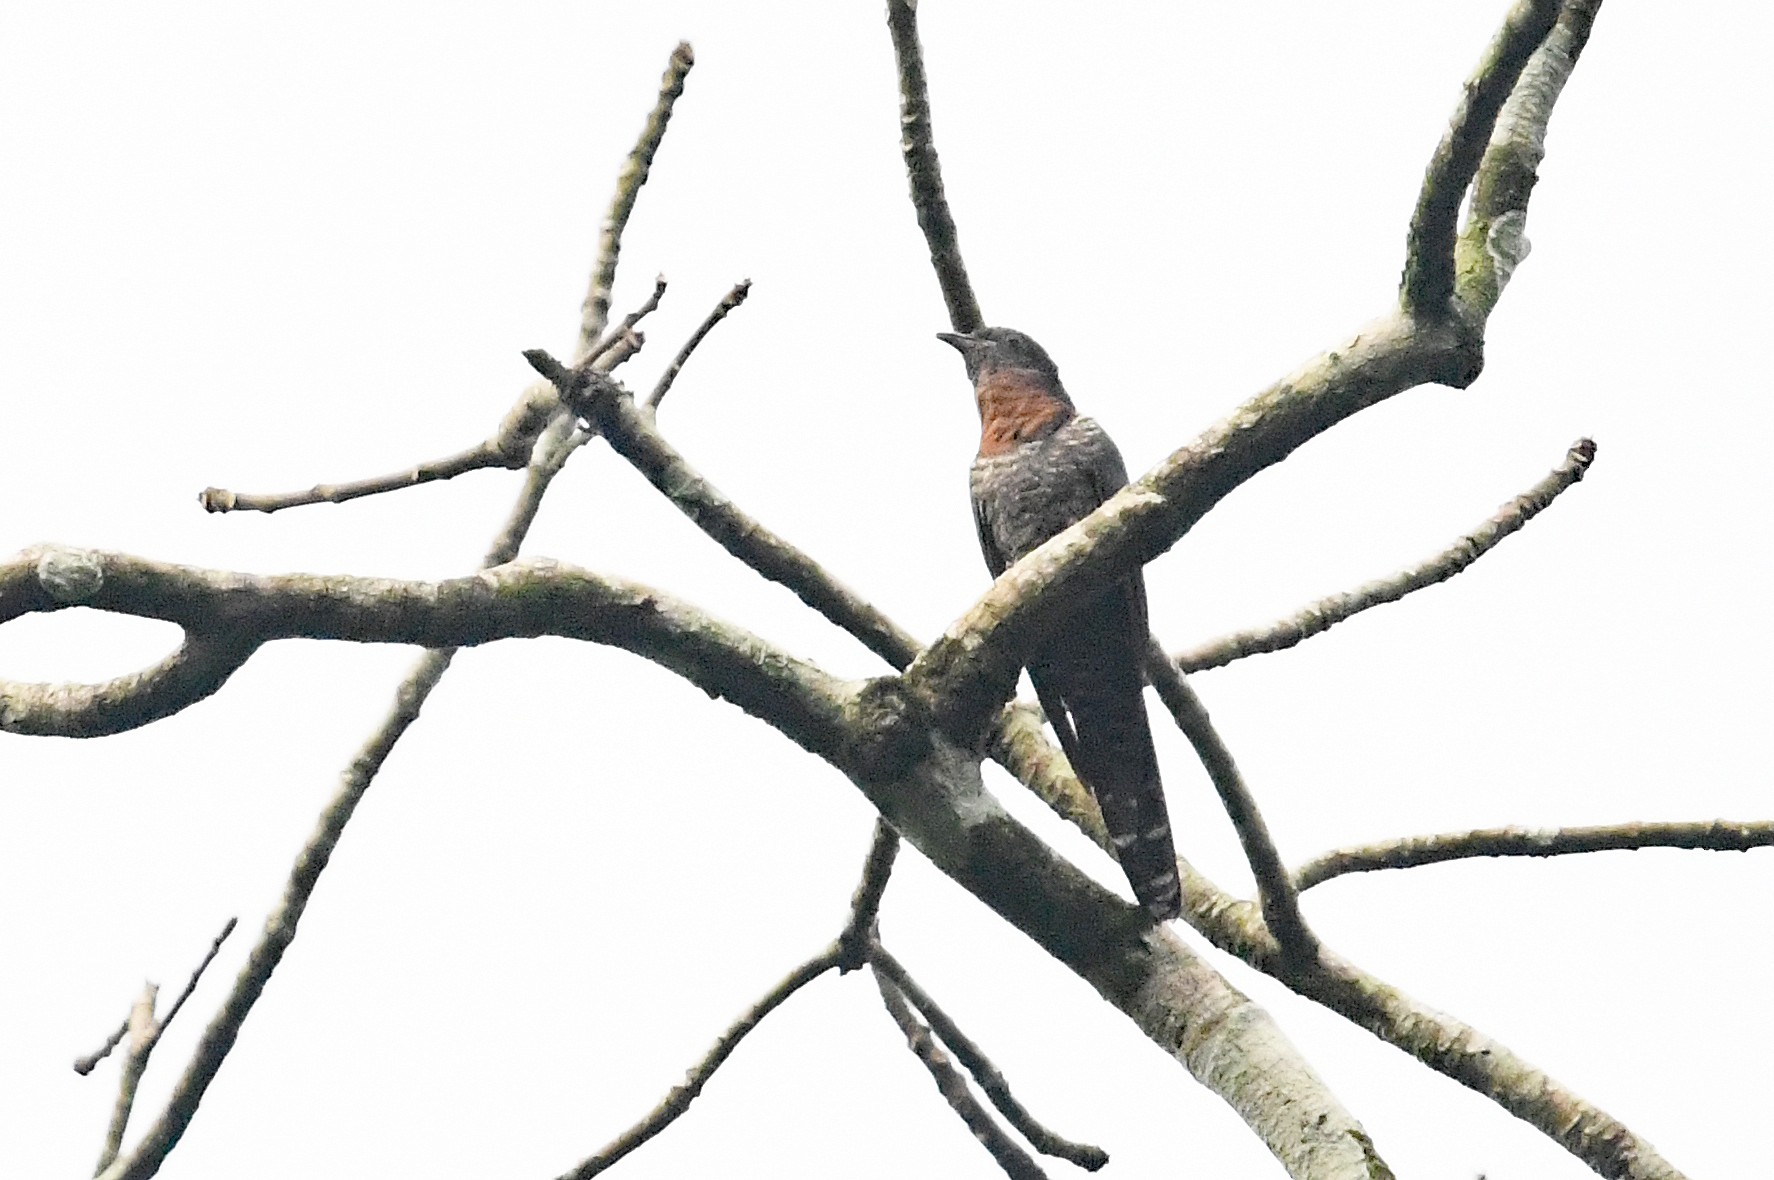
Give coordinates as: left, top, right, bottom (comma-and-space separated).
1043, 665, 1182, 921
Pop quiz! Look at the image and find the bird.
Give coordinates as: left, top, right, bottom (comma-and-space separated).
938, 326, 1182, 921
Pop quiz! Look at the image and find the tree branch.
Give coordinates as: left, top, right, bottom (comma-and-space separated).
1143, 643, 1317, 967
646, 279, 751, 410
885, 0, 982, 333
1171, 858, 1686, 1180
529, 350, 923, 669
838, 819, 901, 970
578, 43, 694, 356
1458, 0, 1606, 318
1295, 818, 1774, 891
1401, 0, 1563, 316
873, 967, 1048, 1180
870, 943, 1108, 1172
1173, 437, 1595, 673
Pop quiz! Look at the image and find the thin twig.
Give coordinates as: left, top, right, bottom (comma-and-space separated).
645, 279, 751, 410
873, 968, 1047, 1180
578, 43, 694, 356
885, 0, 982, 333
584, 274, 668, 367
196, 440, 513, 515
559, 949, 844, 1180
1295, 818, 1774, 892
837, 819, 900, 970
74, 1018, 131, 1077
870, 944, 1107, 1171
1174, 438, 1596, 673
1401, 0, 1562, 315
154, 917, 238, 1033
1143, 642, 1318, 968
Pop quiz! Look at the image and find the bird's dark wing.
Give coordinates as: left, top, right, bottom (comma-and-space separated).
971, 493, 1008, 579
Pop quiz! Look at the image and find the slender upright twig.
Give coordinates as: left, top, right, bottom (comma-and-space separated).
578, 43, 694, 356
646, 279, 751, 410
885, 0, 982, 333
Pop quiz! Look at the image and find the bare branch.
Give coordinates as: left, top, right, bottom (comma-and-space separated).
527, 347, 923, 668
646, 279, 751, 410
1458, 0, 1606, 317
870, 944, 1107, 1172
837, 819, 901, 971
1174, 438, 1596, 673
1296, 818, 1774, 892
578, 43, 695, 356
885, 0, 982, 333
560, 948, 844, 1180
1144, 643, 1317, 967
1401, 0, 1562, 316
873, 968, 1048, 1180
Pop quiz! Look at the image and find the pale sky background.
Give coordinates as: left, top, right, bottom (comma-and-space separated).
2, 2, 1770, 1177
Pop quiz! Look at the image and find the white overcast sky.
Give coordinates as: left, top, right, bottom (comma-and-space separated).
2, 2, 1770, 1178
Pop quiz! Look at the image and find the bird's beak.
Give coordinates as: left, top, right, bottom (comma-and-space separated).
935, 331, 977, 352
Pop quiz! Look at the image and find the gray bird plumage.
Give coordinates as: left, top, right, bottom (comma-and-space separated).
941, 327, 1182, 920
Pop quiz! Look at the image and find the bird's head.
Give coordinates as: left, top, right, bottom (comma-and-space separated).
936, 326, 1063, 390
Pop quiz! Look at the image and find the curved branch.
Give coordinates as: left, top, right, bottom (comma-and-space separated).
885, 0, 982, 333
1295, 819, 1774, 891
0, 547, 855, 755
0, 626, 258, 739
1174, 437, 1596, 673
1401, 0, 1562, 316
